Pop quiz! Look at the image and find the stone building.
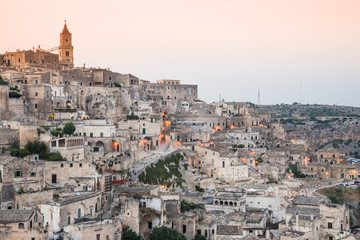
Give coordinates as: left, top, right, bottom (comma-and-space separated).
0, 21, 74, 71
59, 21, 74, 69
22, 84, 53, 120
40, 191, 102, 234
279, 196, 350, 240
146, 79, 198, 101
61, 218, 122, 240
0, 208, 46, 240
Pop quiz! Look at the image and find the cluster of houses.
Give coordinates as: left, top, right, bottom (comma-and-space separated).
0, 22, 359, 240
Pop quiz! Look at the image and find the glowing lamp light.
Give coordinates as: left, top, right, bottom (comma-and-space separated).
215, 126, 221, 131
259, 124, 263, 127
161, 185, 165, 189
230, 125, 235, 129
250, 152, 255, 156
290, 139, 295, 144
242, 158, 246, 163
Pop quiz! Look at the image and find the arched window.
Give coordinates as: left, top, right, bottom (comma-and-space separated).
77, 208, 81, 218
30, 220, 33, 229
90, 207, 93, 216
18, 223, 24, 229
95, 202, 98, 212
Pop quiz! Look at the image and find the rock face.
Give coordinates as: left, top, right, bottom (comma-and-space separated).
81, 87, 131, 122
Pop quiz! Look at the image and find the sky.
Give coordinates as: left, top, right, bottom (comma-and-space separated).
1, 0, 360, 106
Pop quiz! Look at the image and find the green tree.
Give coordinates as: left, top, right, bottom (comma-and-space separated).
193, 234, 207, 240
63, 122, 76, 135
47, 152, 66, 161
122, 226, 142, 240
24, 140, 47, 155
150, 226, 186, 240
10, 148, 31, 158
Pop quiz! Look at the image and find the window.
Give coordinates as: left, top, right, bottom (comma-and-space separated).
100, 132, 103, 137
52, 174, 57, 183
183, 225, 186, 234
90, 133, 93, 137
106, 235, 110, 240
79, 163, 82, 167
84, 133, 86, 137
18, 223, 24, 229
14, 171, 23, 177
328, 222, 333, 229
35, 92, 38, 96
61, 163, 64, 168
66, 51, 69, 57
68, 215, 71, 225
70, 163, 73, 167
30, 172, 36, 177
30, 220, 32, 229
148, 221, 153, 229
35, 79, 38, 84
96, 234, 100, 240
78, 208, 81, 218
35, 104, 38, 109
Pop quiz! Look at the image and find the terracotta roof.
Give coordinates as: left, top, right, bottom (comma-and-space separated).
0, 210, 34, 224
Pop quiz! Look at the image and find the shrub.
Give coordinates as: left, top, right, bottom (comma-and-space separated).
0, 76, 8, 85
9, 92, 22, 98
10, 148, 31, 158
180, 200, 203, 213
122, 226, 142, 240
150, 226, 185, 240
63, 122, 76, 135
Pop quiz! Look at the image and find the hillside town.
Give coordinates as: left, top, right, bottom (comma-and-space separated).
0, 22, 359, 240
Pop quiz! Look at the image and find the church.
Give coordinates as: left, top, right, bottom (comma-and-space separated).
0, 21, 74, 70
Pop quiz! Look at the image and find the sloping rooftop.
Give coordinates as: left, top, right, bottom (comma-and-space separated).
0, 210, 33, 224
292, 196, 326, 206
216, 225, 243, 235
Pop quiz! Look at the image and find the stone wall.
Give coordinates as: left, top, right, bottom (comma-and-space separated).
0, 85, 9, 120
0, 129, 19, 146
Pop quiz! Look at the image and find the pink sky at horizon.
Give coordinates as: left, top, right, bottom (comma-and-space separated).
1, 0, 360, 106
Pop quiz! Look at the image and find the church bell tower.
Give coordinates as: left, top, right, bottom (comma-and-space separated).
59, 20, 74, 69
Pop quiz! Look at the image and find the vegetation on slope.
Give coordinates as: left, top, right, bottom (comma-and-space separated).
138, 153, 185, 187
